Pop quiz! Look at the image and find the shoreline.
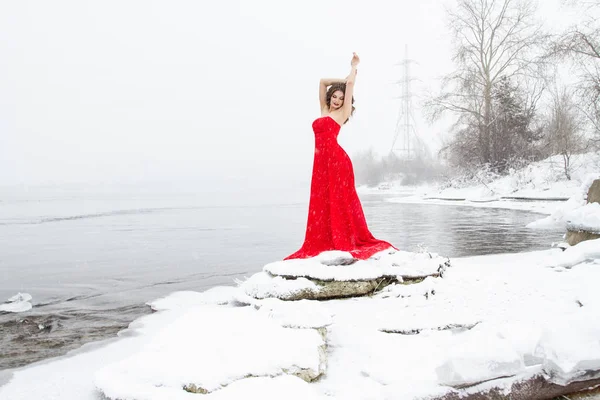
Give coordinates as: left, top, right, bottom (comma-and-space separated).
0, 194, 567, 374
2, 241, 600, 399
360, 188, 567, 217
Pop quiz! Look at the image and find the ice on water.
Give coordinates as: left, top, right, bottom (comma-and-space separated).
0, 292, 33, 313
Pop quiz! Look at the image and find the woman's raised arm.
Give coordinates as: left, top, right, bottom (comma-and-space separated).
319, 78, 345, 111
342, 52, 359, 120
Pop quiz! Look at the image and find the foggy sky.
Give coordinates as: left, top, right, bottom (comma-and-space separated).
0, 0, 577, 187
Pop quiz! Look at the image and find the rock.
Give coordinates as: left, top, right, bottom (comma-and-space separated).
565, 386, 600, 399
588, 179, 600, 204
281, 278, 397, 301
566, 230, 600, 246
183, 383, 208, 394
566, 179, 600, 246
431, 374, 600, 400
380, 321, 480, 335
264, 250, 448, 282
241, 251, 451, 301
239, 272, 321, 301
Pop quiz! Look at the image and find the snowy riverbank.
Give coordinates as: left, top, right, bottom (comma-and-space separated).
1, 239, 600, 399
360, 152, 600, 228
363, 152, 600, 200
2, 154, 600, 399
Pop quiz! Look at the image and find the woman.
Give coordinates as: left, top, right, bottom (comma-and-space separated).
285, 53, 396, 260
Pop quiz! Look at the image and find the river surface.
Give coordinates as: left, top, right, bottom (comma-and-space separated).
0, 185, 564, 370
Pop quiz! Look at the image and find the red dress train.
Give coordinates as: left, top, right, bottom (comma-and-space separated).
285, 116, 396, 260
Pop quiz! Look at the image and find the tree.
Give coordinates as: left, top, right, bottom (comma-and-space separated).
550, 1, 600, 139
489, 76, 542, 171
427, 0, 546, 168
543, 86, 588, 179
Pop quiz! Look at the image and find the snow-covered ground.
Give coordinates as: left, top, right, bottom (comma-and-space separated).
1, 240, 600, 400
2, 153, 600, 399
364, 153, 600, 201
362, 152, 600, 231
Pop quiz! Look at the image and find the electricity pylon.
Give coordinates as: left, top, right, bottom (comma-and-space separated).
390, 45, 426, 160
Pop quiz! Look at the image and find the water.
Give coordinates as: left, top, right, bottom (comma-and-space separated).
0, 185, 564, 370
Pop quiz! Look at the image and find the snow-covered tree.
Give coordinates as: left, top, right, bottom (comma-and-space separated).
489, 76, 542, 171
428, 0, 547, 169
543, 86, 588, 179
550, 1, 600, 140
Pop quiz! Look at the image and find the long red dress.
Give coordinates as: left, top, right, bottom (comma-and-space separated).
285, 115, 396, 260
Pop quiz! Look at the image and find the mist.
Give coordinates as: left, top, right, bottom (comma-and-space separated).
0, 0, 574, 192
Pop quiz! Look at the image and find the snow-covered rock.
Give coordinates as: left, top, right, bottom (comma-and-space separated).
435, 324, 526, 388
535, 309, 600, 386
255, 298, 333, 329
238, 250, 450, 301
95, 305, 326, 399
197, 375, 328, 399
147, 286, 254, 311
567, 199, 600, 234
528, 174, 600, 232
238, 271, 321, 300
265, 250, 448, 281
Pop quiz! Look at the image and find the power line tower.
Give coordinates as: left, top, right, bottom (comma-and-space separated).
390, 45, 425, 160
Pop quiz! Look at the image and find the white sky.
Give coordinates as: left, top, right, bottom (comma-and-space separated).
0, 0, 580, 187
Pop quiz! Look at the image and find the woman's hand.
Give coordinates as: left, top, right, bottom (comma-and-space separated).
350, 52, 360, 68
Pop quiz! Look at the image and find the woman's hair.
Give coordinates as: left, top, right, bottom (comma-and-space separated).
326, 82, 355, 124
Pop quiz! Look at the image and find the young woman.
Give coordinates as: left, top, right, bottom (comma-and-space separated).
285, 53, 396, 260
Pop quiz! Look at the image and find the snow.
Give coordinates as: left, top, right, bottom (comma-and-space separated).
199, 376, 329, 400
238, 271, 319, 300
566, 202, 600, 233
368, 152, 600, 218
364, 152, 600, 244
0, 293, 33, 313
2, 238, 600, 399
435, 324, 526, 387
263, 250, 446, 281
526, 172, 600, 230
7, 293, 32, 302
95, 305, 325, 399
534, 309, 600, 386
2, 152, 600, 398
255, 298, 333, 329
540, 236, 600, 269
147, 286, 254, 311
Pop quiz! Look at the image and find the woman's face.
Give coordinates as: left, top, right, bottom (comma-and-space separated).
330, 90, 345, 110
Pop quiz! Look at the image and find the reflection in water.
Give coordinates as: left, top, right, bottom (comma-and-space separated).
363, 195, 564, 257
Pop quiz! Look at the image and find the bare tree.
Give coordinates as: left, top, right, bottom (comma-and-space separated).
427, 0, 547, 167
544, 86, 588, 179
550, 1, 600, 139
